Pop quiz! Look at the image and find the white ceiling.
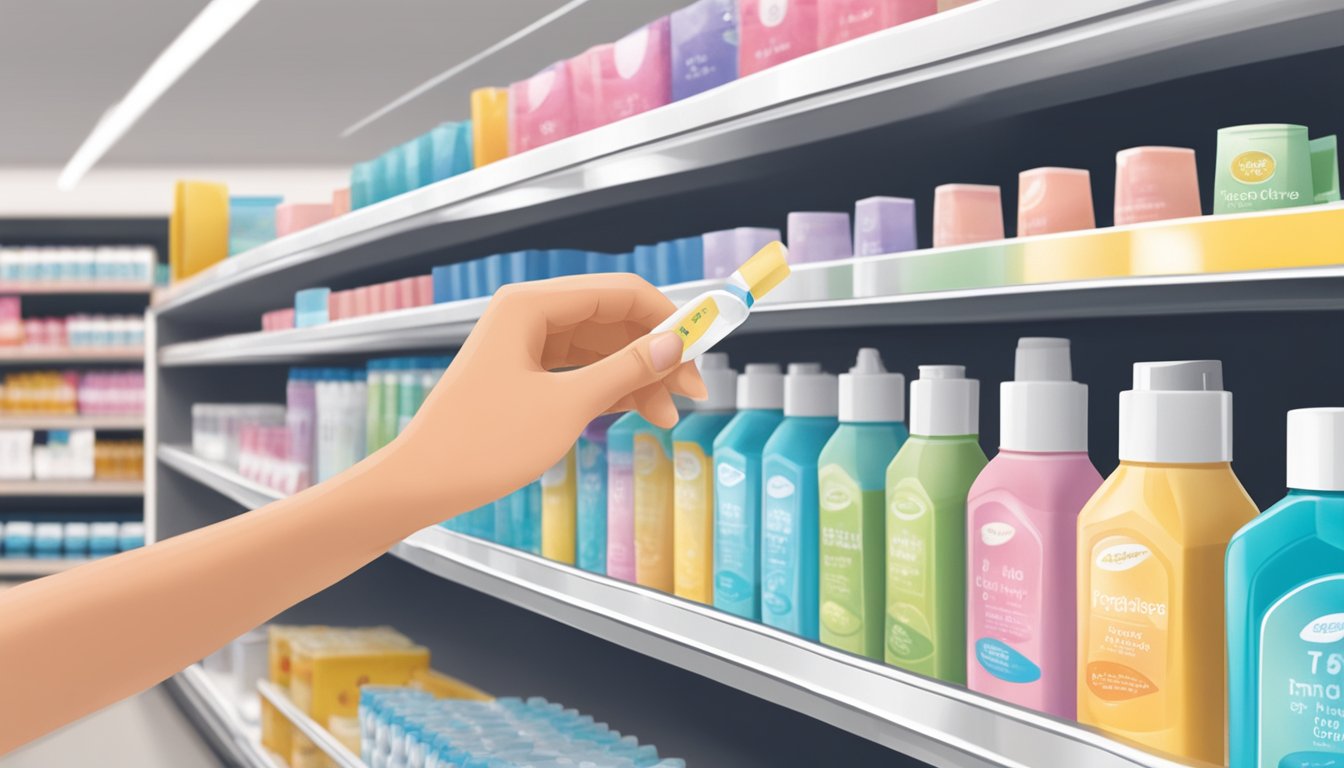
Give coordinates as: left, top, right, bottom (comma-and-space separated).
0, 0, 687, 167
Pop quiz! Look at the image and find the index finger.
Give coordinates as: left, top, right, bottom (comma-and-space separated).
492, 273, 677, 331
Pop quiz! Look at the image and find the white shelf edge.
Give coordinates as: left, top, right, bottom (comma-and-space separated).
158, 446, 1204, 768
171, 665, 281, 768
0, 347, 144, 364
257, 680, 366, 768
0, 479, 143, 497
149, 0, 1344, 316
0, 414, 144, 430
0, 557, 95, 578
0, 281, 153, 295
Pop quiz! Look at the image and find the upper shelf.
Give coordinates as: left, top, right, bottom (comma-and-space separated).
0, 347, 143, 365
148, 0, 1344, 323
156, 444, 1204, 768
0, 479, 143, 497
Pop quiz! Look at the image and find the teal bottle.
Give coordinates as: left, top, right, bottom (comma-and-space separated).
760, 363, 839, 641
712, 364, 785, 620
1228, 408, 1344, 768
576, 414, 619, 574
817, 349, 908, 660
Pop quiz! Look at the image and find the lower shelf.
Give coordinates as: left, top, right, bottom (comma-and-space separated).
0, 558, 94, 579
0, 479, 143, 497
257, 680, 364, 768
157, 445, 1202, 768
168, 665, 280, 768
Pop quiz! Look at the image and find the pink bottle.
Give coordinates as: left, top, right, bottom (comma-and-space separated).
739, 0, 820, 77
509, 62, 576, 154
818, 0, 936, 46
966, 338, 1101, 718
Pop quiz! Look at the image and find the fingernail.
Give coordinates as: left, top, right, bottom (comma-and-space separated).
649, 333, 683, 372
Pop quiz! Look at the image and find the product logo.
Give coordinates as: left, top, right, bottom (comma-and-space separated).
1095, 542, 1152, 571
717, 463, 745, 487
889, 494, 926, 522
766, 475, 795, 499
1230, 150, 1276, 184
760, 0, 788, 27
980, 522, 1016, 547
1300, 613, 1344, 644
674, 452, 702, 481
820, 485, 852, 511
613, 26, 650, 79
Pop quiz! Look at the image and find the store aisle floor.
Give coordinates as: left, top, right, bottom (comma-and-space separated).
0, 685, 223, 768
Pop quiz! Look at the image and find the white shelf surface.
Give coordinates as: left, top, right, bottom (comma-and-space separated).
0, 346, 143, 364
0, 281, 153, 295
0, 557, 94, 578
157, 265, 1344, 366
0, 413, 144, 430
157, 445, 1204, 768
149, 0, 1344, 321
170, 664, 281, 768
0, 479, 142, 497
257, 680, 365, 768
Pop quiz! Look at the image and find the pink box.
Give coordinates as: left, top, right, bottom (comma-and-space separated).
572, 19, 672, 131
379, 281, 399, 312
413, 275, 434, 307
739, 0, 820, 77
332, 188, 351, 216
396, 278, 417, 310
275, 203, 334, 237
262, 308, 295, 332
818, 0, 936, 46
509, 62, 576, 154
353, 286, 373, 317
0, 297, 20, 346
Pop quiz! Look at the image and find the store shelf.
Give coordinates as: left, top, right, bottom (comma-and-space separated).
157, 445, 1200, 768
0, 414, 144, 430
168, 665, 280, 768
0, 557, 94, 578
257, 680, 365, 768
149, 0, 1344, 323
0, 479, 143, 497
0, 347, 143, 364
0, 281, 153, 295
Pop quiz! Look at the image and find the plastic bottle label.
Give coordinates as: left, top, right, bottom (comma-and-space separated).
1259, 576, 1344, 767
672, 296, 720, 352
886, 477, 936, 668
762, 470, 802, 631
970, 503, 1043, 684
634, 433, 674, 590
1085, 535, 1168, 702
673, 442, 714, 603
713, 454, 757, 616
819, 464, 880, 656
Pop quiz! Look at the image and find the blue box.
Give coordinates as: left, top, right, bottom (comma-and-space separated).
548, 249, 587, 279
295, 287, 331, 328
633, 244, 662, 284
429, 122, 474, 182
432, 265, 457, 303
484, 254, 508, 293
676, 236, 704, 282
228, 196, 283, 256
351, 162, 374, 209
465, 259, 487, 298
505, 250, 549, 284
404, 136, 432, 192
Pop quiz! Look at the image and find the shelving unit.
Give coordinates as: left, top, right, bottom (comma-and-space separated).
0, 557, 94, 578
0, 414, 143, 430
167, 665, 279, 768
0, 281, 153, 295
0, 479, 142, 497
0, 347, 143, 364
257, 681, 364, 768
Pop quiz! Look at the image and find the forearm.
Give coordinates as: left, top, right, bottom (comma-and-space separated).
0, 436, 447, 754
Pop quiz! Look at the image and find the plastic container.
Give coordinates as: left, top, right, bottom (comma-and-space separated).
606, 411, 643, 581
853, 196, 917, 256
672, 354, 738, 603
634, 411, 678, 592
541, 447, 578, 564
1017, 167, 1096, 237
932, 184, 1004, 248
577, 414, 620, 574
1113, 147, 1202, 226
702, 227, 782, 279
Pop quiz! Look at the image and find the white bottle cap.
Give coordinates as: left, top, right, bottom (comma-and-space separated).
784, 363, 838, 418
693, 353, 738, 412
1118, 360, 1231, 463
910, 365, 978, 436
839, 348, 905, 423
738, 363, 784, 410
1000, 338, 1087, 452
1286, 408, 1344, 491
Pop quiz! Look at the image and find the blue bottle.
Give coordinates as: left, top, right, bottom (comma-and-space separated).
760, 363, 838, 640
1228, 408, 1344, 768
577, 414, 620, 574
712, 363, 785, 620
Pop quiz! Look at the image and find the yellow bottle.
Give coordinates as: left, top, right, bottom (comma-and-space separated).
673, 355, 738, 603
1077, 361, 1257, 764
634, 420, 675, 592
541, 447, 577, 564
470, 88, 510, 168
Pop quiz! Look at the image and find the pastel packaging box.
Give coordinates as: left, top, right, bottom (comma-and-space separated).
818, 0, 936, 46
739, 0, 820, 77
573, 19, 672, 130
670, 0, 739, 101
509, 63, 576, 154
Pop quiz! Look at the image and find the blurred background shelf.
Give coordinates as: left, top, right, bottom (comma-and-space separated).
167, 665, 280, 768
0, 281, 153, 295
0, 347, 143, 364
0, 558, 94, 579
0, 479, 143, 497
257, 681, 364, 768
0, 414, 144, 430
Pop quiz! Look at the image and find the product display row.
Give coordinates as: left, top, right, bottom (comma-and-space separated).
0, 370, 145, 416
0, 430, 143, 482
0, 301, 145, 349
0, 245, 156, 285
0, 520, 144, 558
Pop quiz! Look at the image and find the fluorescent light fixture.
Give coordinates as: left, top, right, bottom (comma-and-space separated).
57, 0, 263, 190
340, 0, 593, 138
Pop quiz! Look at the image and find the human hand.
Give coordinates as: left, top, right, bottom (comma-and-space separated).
396, 274, 706, 517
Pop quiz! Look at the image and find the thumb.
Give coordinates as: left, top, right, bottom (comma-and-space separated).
570, 331, 684, 411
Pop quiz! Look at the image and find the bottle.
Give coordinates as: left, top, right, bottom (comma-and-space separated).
761, 363, 838, 640
650, 242, 790, 363
967, 338, 1101, 717
541, 446, 578, 565
1228, 408, 1344, 768
712, 363, 785, 620
885, 365, 986, 683
672, 354, 738, 604
1077, 360, 1256, 763
818, 348, 908, 659
577, 415, 620, 575
634, 409, 678, 592
606, 411, 642, 582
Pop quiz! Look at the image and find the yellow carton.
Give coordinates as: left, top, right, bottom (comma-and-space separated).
409, 668, 493, 701
289, 633, 430, 728
169, 180, 229, 282
471, 88, 509, 167
262, 626, 331, 760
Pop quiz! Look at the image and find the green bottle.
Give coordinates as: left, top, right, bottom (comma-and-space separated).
818, 349, 908, 660
885, 365, 986, 683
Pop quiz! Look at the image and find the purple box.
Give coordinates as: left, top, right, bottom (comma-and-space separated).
853, 196, 917, 256
786, 212, 852, 264
702, 227, 781, 279
670, 0, 739, 102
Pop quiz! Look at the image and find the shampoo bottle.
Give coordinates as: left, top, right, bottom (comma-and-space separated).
634, 412, 677, 591
672, 354, 738, 604
1228, 408, 1344, 768
606, 412, 642, 582
1077, 360, 1257, 764
761, 363, 839, 640
712, 364, 786, 620
818, 348, 908, 659
577, 414, 619, 575
541, 446, 578, 564
967, 338, 1101, 717
885, 365, 986, 683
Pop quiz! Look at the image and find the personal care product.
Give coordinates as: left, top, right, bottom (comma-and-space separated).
885, 365, 985, 682
739, 0, 820, 76
634, 411, 677, 591
713, 363, 786, 619
3, 521, 33, 556
275, 203, 333, 237
1214, 124, 1337, 214
1113, 147, 1202, 226
818, 348, 907, 659
1311, 135, 1340, 204
932, 184, 1004, 247
591, 19, 673, 126
818, 0, 936, 46
63, 522, 89, 555
650, 241, 790, 363
672, 354, 738, 603
509, 63, 576, 154
787, 212, 852, 264
541, 447, 578, 565
228, 196, 282, 257
670, 0, 739, 101
470, 88, 510, 167
853, 196, 917, 256
702, 227, 783, 279
577, 414, 619, 574
1017, 167, 1096, 236
294, 288, 330, 328
967, 338, 1100, 717
606, 411, 642, 581
761, 363, 838, 639
1077, 360, 1257, 763
33, 522, 61, 558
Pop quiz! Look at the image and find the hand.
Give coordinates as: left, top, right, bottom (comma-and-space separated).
396, 274, 706, 515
